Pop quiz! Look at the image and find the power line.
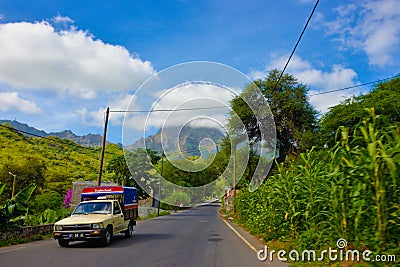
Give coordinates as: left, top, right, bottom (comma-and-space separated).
308, 73, 400, 97
112, 72, 398, 112
109, 106, 227, 113
273, 0, 320, 91
4, 72, 397, 151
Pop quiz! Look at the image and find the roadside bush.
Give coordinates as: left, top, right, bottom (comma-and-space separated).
25, 208, 69, 225
29, 190, 64, 214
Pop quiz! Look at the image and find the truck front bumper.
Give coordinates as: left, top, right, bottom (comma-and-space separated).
54, 229, 107, 241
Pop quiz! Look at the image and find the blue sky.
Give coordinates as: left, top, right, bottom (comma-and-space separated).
0, 0, 399, 144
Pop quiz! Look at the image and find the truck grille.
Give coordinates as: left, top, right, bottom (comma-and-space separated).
62, 224, 91, 231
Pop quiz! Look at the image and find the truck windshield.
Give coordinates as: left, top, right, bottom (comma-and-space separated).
73, 202, 111, 215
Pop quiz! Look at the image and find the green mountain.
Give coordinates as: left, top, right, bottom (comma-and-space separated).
0, 120, 109, 147
0, 124, 123, 201
0, 120, 47, 137
127, 126, 224, 156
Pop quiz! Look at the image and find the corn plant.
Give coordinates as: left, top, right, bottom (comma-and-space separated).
235, 108, 400, 252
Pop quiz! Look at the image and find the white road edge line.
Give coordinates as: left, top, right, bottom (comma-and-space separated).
221, 218, 258, 253
0, 247, 26, 254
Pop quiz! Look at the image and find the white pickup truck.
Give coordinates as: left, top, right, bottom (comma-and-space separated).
53, 186, 138, 247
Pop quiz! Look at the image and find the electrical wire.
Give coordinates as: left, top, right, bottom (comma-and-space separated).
309, 73, 400, 97
3, 71, 397, 154
5, 68, 397, 155
110, 73, 399, 112
109, 106, 227, 113
272, 0, 320, 91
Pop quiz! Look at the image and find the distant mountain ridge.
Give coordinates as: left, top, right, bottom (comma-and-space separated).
0, 120, 225, 153
127, 125, 224, 156
0, 120, 107, 147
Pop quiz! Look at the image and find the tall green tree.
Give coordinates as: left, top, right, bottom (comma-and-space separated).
106, 155, 131, 186
106, 149, 161, 199
0, 156, 46, 202
230, 69, 318, 163
320, 76, 400, 146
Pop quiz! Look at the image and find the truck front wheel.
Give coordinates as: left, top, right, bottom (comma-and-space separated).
102, 227, 112, 246
58, 239, 69, 247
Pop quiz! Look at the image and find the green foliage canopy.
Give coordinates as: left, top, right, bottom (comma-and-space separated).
230, 69, 318, 163
320, 76, 400, 146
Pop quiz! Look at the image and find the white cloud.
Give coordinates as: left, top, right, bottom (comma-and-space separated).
124, 83, 237, 131
0, 92, 42, 114
78, 93, 137, 127
308, 90, 354, 115
250, 54, 360, 113
321, 0, 400, 67
0, 21, 155, 99
77, 108, 104, 127
52, 15, 74, 24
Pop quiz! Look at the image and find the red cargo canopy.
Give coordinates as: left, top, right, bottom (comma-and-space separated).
82, 186, 124, 195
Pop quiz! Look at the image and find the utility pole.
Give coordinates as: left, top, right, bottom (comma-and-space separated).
232, 140, 236, 214
8, 172, 17, 198
158, 153, 165, 216
97, 107, 110, 186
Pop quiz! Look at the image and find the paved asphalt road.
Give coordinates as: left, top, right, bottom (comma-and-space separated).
0, 204, 287, 267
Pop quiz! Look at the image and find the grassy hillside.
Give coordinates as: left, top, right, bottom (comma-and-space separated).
0, 124, 123, 204
0, 119, 112, 147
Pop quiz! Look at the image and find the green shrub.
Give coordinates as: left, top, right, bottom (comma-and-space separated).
29, 191, 63, 214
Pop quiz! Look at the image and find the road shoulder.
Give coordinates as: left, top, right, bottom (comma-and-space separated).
218, 210, 264, 253
218, 208, 289, 266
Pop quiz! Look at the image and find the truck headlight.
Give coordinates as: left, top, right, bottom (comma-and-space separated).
92, 223, 104, 229
55, 225, 63, 231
